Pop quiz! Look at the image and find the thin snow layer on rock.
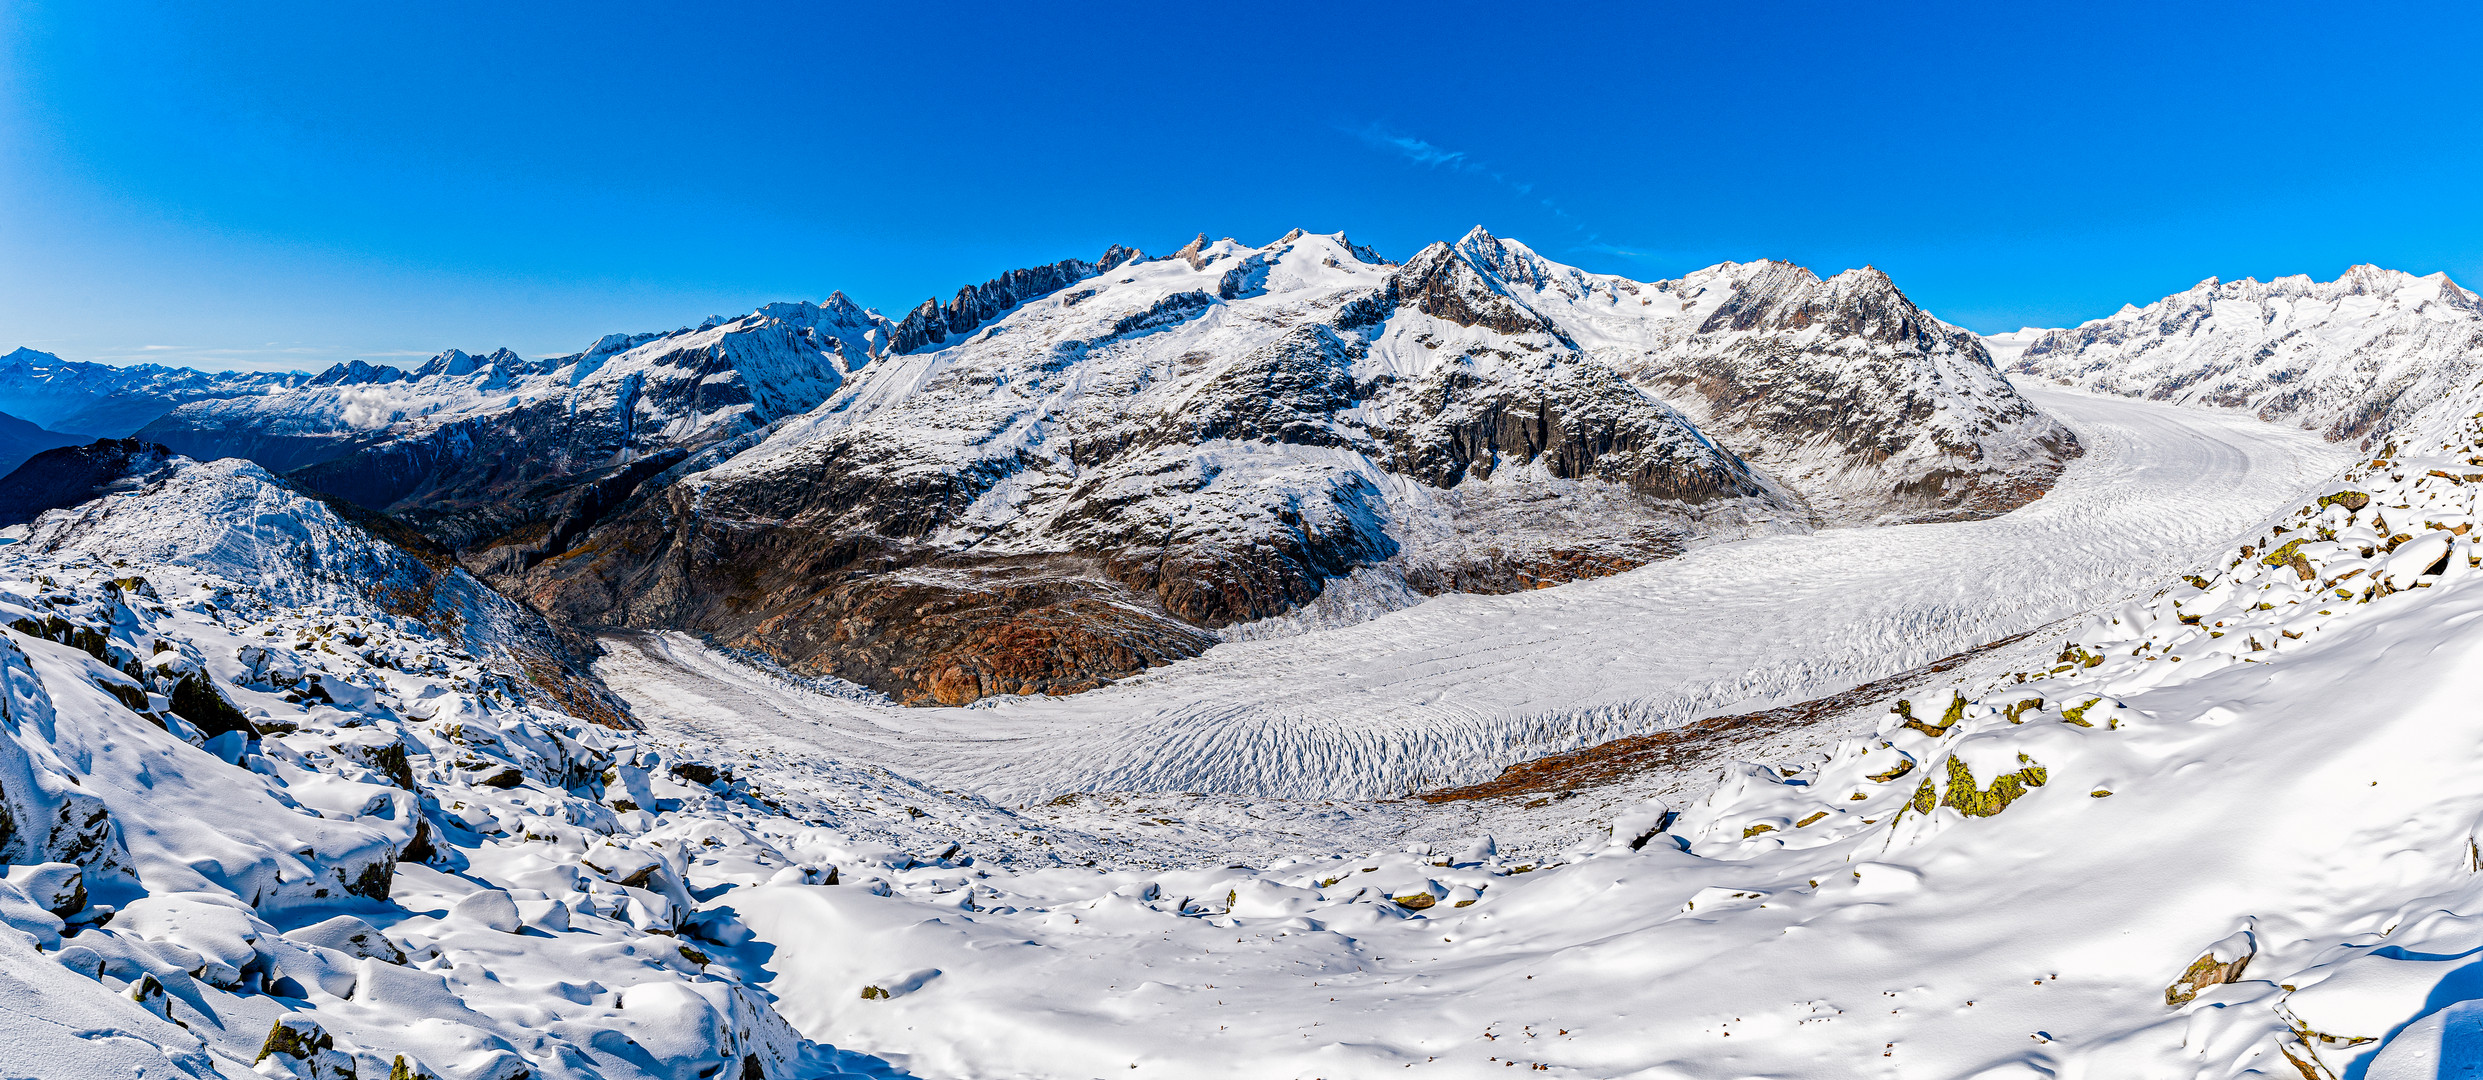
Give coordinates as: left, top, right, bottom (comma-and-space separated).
601, 387, 2350, 801
1451, 229, 2081, 525
7, 456, 621, 722
0, 460, 997, 1077
2006, 263, 2483, 443
594, 371, 2483, 1079
144, 298, 883, 455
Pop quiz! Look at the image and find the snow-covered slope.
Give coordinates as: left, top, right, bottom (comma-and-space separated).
2006, 265, 2483, 443
428, 362, 2483, 1079
598, 388, 2346, 799
1456, 230, 2082, 524
136, 297, 893, 551
0, 454, 1086, 1078
0, 347, 294, 437
518, 230, 1822, 704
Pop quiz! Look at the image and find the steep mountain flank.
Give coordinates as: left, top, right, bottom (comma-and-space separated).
2004, 265, 2483, 443
136, 297, 892, 552
19, 229, 2083, 706
1448, 229, 2082, 524
513, 229, 2074, 703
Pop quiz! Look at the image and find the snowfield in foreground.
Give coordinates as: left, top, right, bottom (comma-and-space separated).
612, 363, 2483, 1078
599, 387, 2351, 801
10, 372, 2480, 1080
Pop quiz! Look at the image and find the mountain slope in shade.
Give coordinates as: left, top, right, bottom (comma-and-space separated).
0, 438, 183, 528
0, 347, 295, 436
512, 228, 2075, 704
0, 410, 85, 477
2004, 265, 2483, 443
1452, 229, 2081, 524
136, 296, 894, 551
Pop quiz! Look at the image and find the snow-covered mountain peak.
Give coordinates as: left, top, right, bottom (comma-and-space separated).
2008, 263, 2483, 442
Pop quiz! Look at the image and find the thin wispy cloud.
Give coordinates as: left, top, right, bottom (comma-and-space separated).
1348, 122, 1602, 242
1349, 122, 1718, 275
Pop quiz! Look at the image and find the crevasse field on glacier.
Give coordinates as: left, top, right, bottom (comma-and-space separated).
597, 388, 2348, 801
596, 383, 2483, 1078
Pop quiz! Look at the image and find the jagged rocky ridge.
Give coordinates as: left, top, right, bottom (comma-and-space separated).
508, 229, 2076, 704
136, 297, 892, 553
1454, 236, 2082, 524
2001, 264, 2483, 444
43, 228, 2077, 706
0, 348, 293, 438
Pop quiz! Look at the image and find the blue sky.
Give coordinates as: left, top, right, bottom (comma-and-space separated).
3, 1, 2479, 371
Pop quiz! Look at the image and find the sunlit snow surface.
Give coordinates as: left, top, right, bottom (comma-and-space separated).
602, 388, 2351, 801
584, 382, 2483, 1078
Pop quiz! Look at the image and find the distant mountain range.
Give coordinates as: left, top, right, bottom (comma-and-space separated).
4, 227, 2070, 703
27, 244, 2480, 706
1994, 265, 2483, 445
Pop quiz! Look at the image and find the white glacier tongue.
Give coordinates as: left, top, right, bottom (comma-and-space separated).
579, 346, 2483, 1080
599, 387, 2348, 801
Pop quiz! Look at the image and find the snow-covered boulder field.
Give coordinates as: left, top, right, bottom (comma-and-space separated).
554, 353, 2483, 1078
0, 458, 992, 1078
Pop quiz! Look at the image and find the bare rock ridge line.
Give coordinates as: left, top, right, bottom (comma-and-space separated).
89, 227, 2081, 705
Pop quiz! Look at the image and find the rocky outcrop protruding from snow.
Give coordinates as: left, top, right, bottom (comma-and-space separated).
512, 231, 1807, 702
887, 246, 1142, 355
9, 456, 629, 726
1436, 229, 2082, 525
0, 460, 894, 1078
2004, 264, 2483, 444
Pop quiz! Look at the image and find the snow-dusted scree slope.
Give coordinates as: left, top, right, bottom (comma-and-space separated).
499, 362, 2483, 1078
2006, 264, 2483, 443
525, 229, 2076, 706
0, 456, 1059, 1078
598, 387, 2348, 802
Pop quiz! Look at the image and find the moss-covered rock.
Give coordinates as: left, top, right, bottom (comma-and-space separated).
2166, 950, 2249, 1006
1938, 754, 2047, 818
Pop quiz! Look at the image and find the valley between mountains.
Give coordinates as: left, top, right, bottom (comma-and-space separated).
8, 238, 2483, 1080
596, 387, 2347, 801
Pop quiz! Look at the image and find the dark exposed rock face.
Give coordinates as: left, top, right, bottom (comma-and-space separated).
886, 246, 1140, 355
0, 439, 183, 527
0, 411, 85, 479
509, 232, 1805, 703
136, 298, 887, 557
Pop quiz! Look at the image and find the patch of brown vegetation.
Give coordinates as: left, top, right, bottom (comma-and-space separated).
1417, 630, 2036, 803
737, 559, 1219, 705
